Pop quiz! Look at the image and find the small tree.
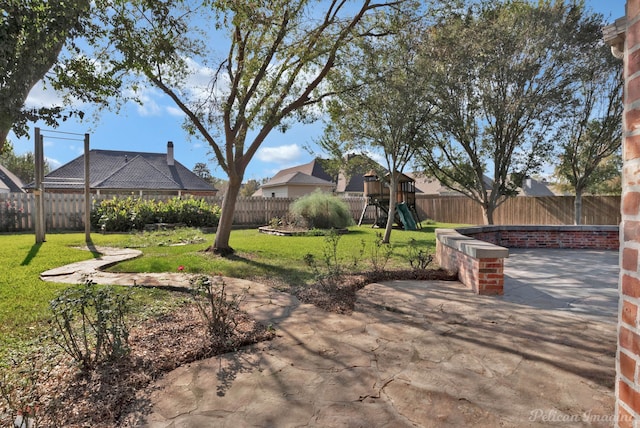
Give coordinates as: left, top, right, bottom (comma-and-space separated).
554, 43, 623, 224
240, 179, 261, 197
321, 1, 432, 242
0, 141, 50, 183
193, 162, 212, 181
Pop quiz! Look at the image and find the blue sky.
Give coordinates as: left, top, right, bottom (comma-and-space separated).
8, 0, 627, 182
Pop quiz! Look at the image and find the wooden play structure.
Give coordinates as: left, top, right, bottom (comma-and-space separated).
358, 170, 421, 229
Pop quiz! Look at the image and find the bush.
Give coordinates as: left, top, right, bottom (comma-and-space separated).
289, 190, 354, 230
91, 196, 221, 232
407, 238, 433, 271
303, 230, 353, 292
189, 275, 245, 345
49, 277, 131, 370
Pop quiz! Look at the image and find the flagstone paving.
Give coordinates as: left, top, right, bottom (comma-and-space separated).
41, 247, 618, 427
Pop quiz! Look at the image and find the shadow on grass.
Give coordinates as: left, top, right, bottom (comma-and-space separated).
20, 242, 42, 266
225, 253, 313, 287
85, 239, 102, 258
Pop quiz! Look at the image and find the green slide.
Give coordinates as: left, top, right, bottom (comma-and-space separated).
396, 202, 417, 230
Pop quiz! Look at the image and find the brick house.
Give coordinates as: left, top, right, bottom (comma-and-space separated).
604, 5, 640, 426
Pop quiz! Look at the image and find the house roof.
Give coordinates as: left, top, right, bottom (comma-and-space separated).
411, 172, 559, 197
271, 159, 334, 183
409, 172, 493, 196
267, 156, 382, 194
518, 178, 557, 196
261, 171, 334, 189
35, 149, 216, 192
0, 164, 25, 192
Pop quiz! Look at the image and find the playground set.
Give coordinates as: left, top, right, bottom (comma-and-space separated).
358, 170, 421, 230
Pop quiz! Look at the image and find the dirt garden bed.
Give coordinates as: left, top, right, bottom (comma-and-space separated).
0, 304, 275, 428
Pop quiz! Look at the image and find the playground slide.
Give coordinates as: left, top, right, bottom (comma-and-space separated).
396, 202, 417, 230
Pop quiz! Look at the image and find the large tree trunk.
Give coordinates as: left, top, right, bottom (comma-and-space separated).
482, 202, 495, 225
574, 189, 583, 225
383, 175, 398, 244
210, 175, 242, 255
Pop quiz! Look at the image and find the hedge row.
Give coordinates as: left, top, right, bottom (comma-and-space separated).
91, 197, 221, 232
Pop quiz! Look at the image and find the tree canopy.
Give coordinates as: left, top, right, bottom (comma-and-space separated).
320, 1, 432, 242
418, 0, 605, 224
554, 40, 623, 223
1, 1, 90, 152
90, 0, 403, 254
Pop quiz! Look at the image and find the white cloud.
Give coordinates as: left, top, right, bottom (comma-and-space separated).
183, 57, 217, 97
134, 87, 163, 117
46, 157, 62, 169
25, 81, 66, 109
256, 144, 303, 164
166, 106, 185, 117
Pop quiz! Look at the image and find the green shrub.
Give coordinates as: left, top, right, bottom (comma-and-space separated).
49, 277, 131, 370
90, 196, 135, 232
289, 190, 354, 230
407, 238, 433, 270
189, 275, 245, 345
91, 196, 221, 232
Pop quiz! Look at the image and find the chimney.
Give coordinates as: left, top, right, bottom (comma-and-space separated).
167, 141, 174, 166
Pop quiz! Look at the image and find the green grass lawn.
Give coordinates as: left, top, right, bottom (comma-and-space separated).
108, 224, 464, 283
0, 223, 463, 352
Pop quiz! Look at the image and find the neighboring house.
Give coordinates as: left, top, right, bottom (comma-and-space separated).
0, 164, 25, 193
410, 173, 493, 196
410, 173, 467, 197
254, 157, 378, 198
411, 173, 558, 197
27, 142, 217, 196
257, 171, 334, 198
518, 177, 557, 197
254, 158, 335, 198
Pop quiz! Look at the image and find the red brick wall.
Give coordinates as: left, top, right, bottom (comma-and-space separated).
436, 231, 505, 295
437, 226, 616, 298
619, 1, 640, 425
460, 226, 619, 250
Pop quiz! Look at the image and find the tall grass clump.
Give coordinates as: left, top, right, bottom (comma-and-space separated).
290, 190, 354, 229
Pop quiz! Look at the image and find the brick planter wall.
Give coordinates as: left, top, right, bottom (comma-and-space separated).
436, 225, 618, 297
459, 225, 619, 250
436, 229, 508, 295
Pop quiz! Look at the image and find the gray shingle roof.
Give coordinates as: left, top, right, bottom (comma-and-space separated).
261, 171, 334, 188
270, 159, 334, 183
267, 156, 381, 193
0, 164, 25, 192
38, 149, 216, 192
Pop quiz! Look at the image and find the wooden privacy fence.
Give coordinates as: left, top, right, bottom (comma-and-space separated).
0, 193, 376, 232
415, 195, 621, 225
0, 192, 621, 232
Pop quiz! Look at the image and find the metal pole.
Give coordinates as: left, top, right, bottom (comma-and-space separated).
84, 134, 90, 242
